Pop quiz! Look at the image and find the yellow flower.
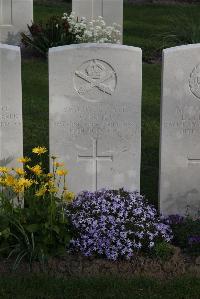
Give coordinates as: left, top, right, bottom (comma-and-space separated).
35, 186, 47, 197
17, 178, 33, 188
13, 183, 24, 193
17, 157, 31, 164
49, 186, 59, 194
0, 167, 10, 173
53, 161, 64, 168
32, 146, 47, 155
0, 177, 6, 186
4, 175, 16, 187
46, 179, 54, 186
14, 168, 26, 176
47, 173, 53, 178
62, 190, 75, 202
29, 165, 43, 176
4, 176, 32, 193
56, 169, 68, 176
45, 180, 57, 192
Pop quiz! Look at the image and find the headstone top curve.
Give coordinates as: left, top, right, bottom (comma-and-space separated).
163, 43, 200, 56
49, 43, 142, 54
0, 43, 20, 52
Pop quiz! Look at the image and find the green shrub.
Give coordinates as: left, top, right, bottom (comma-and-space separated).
166, 215, 200, 255
21, 16, 77, 58
152, 241, 175, 261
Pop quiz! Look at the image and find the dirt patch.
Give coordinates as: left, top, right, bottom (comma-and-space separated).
0, 248, 200, 279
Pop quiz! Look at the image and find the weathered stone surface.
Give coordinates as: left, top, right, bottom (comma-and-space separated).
49, 43, 142, 194
160, 44, 200, 217
0, 0, 33, 45
72, 0, 123, 40
0, 44, 23, 168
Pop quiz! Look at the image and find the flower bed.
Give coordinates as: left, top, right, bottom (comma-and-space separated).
0, 147, 199, 273
21, 13, 121, 58
68, 189, 173, 260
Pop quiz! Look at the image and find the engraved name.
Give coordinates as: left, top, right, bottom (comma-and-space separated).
164, 105, 200, 136
0, 106, 22, 127
52, 102, 139, 138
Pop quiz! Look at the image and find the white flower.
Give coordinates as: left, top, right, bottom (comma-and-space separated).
62, 11, 121, 44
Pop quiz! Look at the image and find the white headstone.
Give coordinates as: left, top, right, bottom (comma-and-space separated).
0, 0, 33, 45
0, 44, 23, 168
49, 43, 142, 194
160, 44, 200, 217
72, 0, 123, 40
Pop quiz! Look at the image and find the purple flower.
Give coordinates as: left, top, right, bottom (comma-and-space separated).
164, 214, 184, 225
188, 236, 200, 245
67, 189, 173, 261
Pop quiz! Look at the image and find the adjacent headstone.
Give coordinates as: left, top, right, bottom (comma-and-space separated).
49, 44, 142, 194
160, 44, 200, 217
0, 44, 23, 167
0, 0, 33, 45
72, 0, 123, 41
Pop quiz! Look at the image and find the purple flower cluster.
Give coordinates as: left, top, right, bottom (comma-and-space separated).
68, 189, 173, 260
164, 214, 185, 225
188, 236, 200, 246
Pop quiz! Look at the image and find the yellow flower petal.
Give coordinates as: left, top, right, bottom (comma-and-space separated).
32, 146, 47, 155
35, 186, 47, 197
0, 167, 10, 173
17, 157, 31, 164
29, 165, 43, 176
4, 175, 16, 186
56, 169, 68, 176
14, 168, 26, 176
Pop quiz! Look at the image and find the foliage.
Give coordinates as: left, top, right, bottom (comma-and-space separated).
165, 215, 200, 255
0, 147, 74, 270
21, 16, 77, 58
21, 13, 121, 58
68, 189, 173, 261
152, 241, 175, 261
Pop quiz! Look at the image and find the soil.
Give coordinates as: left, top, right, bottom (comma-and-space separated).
0, 247, 200, 279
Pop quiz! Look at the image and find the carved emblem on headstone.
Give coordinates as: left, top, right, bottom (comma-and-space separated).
74, 59, 117, 101
189, 63, 200, 100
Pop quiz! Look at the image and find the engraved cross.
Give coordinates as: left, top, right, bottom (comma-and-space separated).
78, 138, 113, 191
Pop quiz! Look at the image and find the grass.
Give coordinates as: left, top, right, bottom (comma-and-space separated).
0, 275, 200, 298
141, 64, 161, 206
22, 3, 200, 203
34, 2, 71, 22
123, 5, 200, 61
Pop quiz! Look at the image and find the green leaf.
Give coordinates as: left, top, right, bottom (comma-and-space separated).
25, 224, 40, 233
52, 225, 60, 234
